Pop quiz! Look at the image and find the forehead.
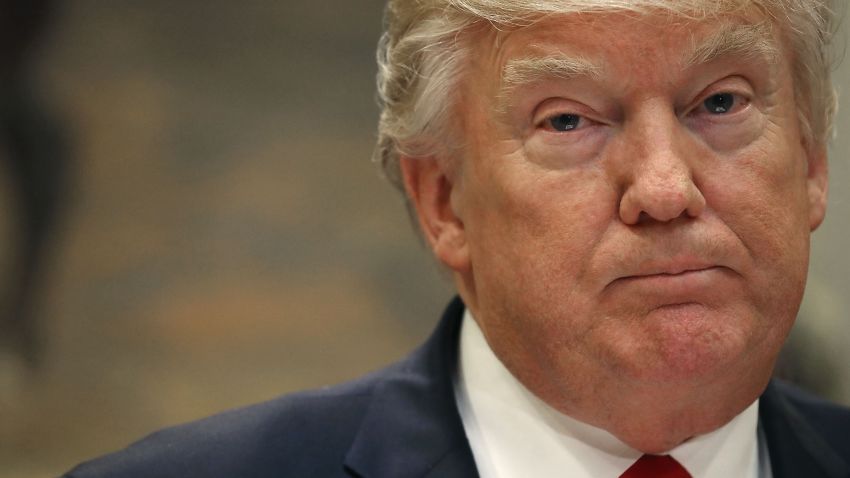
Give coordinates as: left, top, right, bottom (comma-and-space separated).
474, 10, 785, 88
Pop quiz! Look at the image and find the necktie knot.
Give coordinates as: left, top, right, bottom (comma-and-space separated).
619, 454, 692, 478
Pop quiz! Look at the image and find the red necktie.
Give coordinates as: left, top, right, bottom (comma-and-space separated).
619, 454, 692, 478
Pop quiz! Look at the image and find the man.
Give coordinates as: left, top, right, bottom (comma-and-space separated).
66, 1, 850, 477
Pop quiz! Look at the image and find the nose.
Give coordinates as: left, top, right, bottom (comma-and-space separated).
617, 113, 706, 225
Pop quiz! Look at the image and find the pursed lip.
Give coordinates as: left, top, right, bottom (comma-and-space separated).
609, 257, 727, 285
629, 264, 716, 279
623, 257, 718, 278
602, 259, 733, 301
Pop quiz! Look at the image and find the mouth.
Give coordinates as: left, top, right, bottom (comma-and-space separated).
620, 256, 721, 280
627, 266, 718, 280
609, 265, 729, 300
604, 253, 736, 295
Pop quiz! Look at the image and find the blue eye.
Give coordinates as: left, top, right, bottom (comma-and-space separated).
703, 93, 735, 114
548, 114, 582, 131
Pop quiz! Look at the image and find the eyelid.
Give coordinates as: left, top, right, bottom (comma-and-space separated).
686, 77, 755, 116
691, 91, 751, 118
538, 113, 586, 133
532, 99, 601, 131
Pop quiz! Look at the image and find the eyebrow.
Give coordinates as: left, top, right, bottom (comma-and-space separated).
682, 21, 780, 69
502, 55, 602, 87
494, 22, 780, 114
498, 55, 601, 111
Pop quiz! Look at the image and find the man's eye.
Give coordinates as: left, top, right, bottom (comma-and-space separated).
703, 93, 737, 114
547, 113, 582, 132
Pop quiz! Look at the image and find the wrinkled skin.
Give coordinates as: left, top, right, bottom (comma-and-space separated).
401, 11, 828, 453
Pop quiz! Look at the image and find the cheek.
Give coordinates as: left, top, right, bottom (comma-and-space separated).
468, 165, 614, 276
702, 136, 811, 309
713, 135, 809, 248
464, 165, 617, 347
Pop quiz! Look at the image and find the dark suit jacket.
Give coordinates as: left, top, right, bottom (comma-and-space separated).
65, 297, 850, 477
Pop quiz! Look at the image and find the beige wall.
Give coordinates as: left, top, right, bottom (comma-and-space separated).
0, 2, 848, 476
799, 18, 850, 400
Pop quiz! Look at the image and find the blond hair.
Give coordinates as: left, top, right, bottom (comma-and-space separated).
374, 0, 839, 190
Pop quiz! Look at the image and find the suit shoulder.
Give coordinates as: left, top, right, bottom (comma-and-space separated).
63, 370, 389, 478
771, 380, 850, 455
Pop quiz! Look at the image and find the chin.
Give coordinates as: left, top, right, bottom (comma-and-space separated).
609, 306, 763, 385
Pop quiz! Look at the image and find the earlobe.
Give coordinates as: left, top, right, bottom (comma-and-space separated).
806, 146, 828, 231
399, 156, 470, 271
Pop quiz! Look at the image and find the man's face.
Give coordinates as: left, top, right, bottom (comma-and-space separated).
407, 10, 828, 449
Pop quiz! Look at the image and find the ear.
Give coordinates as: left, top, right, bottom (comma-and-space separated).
806, 145, 828, 231
399, 156, 470, 272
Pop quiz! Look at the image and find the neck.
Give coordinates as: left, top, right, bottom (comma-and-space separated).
540, 369, 770, 453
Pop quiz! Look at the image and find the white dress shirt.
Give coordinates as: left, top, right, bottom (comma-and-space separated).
454, 309, 773, 477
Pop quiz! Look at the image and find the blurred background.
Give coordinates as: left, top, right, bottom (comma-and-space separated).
0, 2, 847, 476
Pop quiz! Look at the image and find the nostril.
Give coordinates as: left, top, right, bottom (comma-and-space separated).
619, 179, 705, 225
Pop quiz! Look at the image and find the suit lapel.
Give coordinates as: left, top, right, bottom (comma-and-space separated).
760, 381, 850, 478
343, 297, 479, 478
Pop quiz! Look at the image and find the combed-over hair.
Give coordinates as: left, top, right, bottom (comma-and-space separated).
374, 0, 839, 191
